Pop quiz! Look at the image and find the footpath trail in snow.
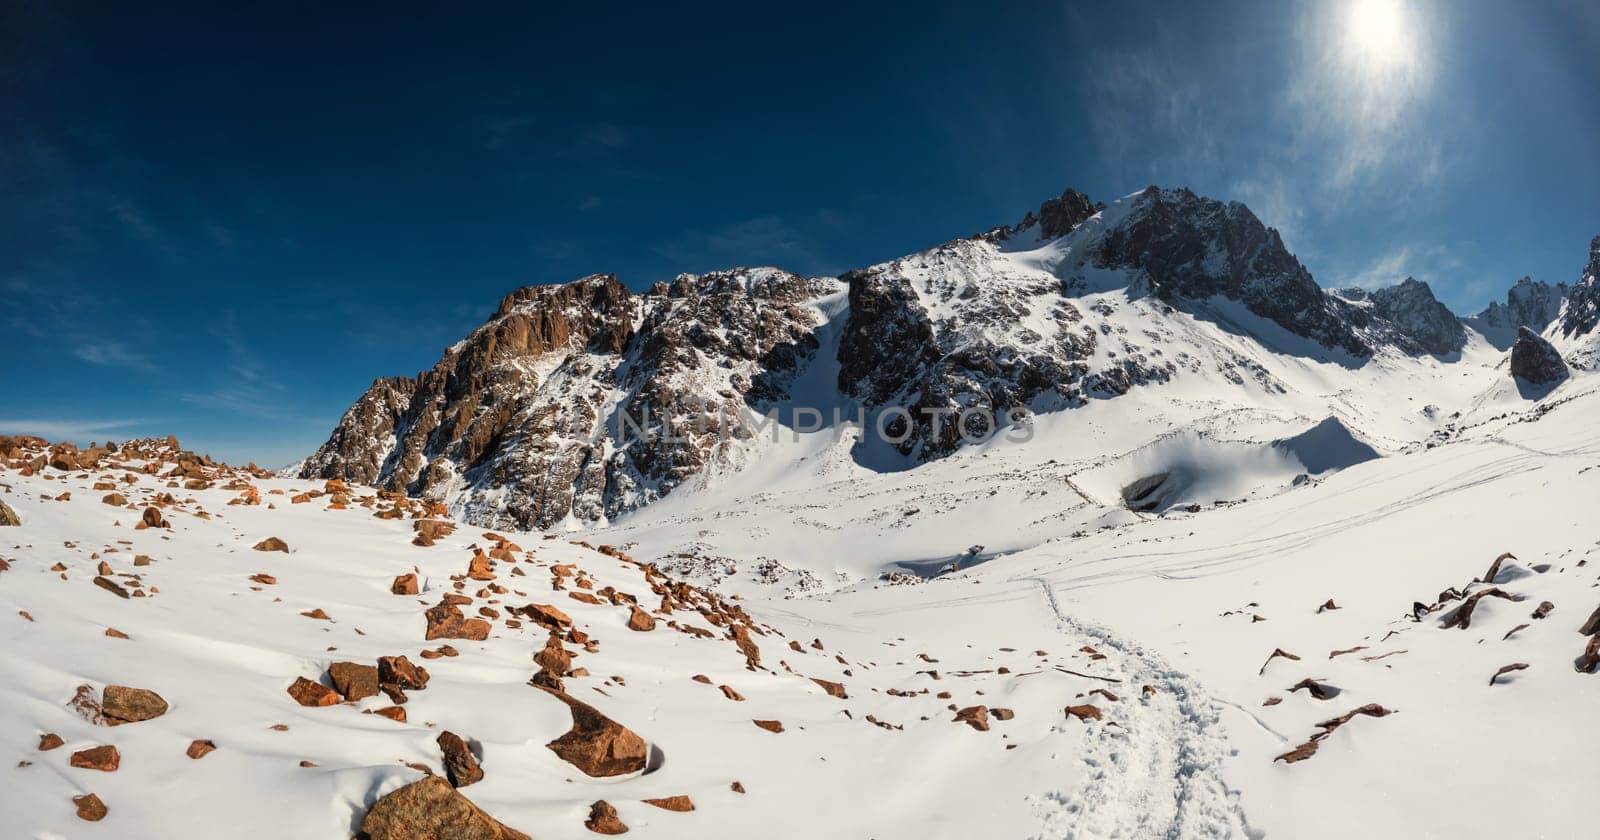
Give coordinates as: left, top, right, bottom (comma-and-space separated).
1020, 576, 1257, 840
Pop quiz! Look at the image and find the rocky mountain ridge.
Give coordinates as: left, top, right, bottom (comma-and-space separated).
302, 185, 1598, 529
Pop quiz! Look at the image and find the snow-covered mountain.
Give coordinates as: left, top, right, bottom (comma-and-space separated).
303, 185, 1593, 531
4, 185, 1599, 840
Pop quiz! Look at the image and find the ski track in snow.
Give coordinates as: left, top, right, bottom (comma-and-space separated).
1020, 576, 1259, 840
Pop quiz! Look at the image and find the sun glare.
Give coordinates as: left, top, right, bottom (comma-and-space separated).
1345, 0, 1409, 67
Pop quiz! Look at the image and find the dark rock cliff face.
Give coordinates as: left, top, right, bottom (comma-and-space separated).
1557, 236, 1600, 340
1472, 277, 1569, 334
1509, 326, 1568, 385
302, 269, 837, 529
1092, 188, 1373, 357
1334, 278, 1467, 356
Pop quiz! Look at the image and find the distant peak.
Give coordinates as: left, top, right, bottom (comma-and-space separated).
1007, 187, 1103, 240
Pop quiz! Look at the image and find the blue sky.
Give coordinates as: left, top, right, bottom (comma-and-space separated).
3, 0, 1597, 466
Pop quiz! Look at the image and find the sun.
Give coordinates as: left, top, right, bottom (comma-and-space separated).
1345, 0, 1410, 67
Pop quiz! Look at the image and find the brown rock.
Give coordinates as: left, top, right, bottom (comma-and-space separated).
329, 662, 381, 701
641, 795, 695, 812
102, 685, 169, 724
811, 678, 847, 699
1489, 663, 1529, 686
186, 739, 216, 759
752, 719, 784, 733
626, 606, 656, 632
253, 537, 289, 552
730, 624, 761, 669
360, 776, 531, 840
73, 793, 108, 821
249, 573, 277, 585
287, 676, 340, 707
38, 733, 64, 751
585, 800, 628, 835
718, 684, 744, 701
93, 576, 130, 599
141, 507, 167, 529
0, 500, 19, 526
520, 603, 573, 630
437, 731, 484, 788
425, 602, 491, 641
392, 573, 420, 595
373, 706, 408, 723
953, 705, 989, 731
992, 707, 1015, 721
102, 493, 127, 506
1065, 704, 1103, 722
379, 656, 431, 690
538, 687, 648, 777
105, 628, 130, 639
70, 744, 121, 772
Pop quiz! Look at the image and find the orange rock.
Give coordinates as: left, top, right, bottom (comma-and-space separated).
811, 678, 847, 699
70, 744, 121, 771
392, 573, 420, 595
953, 705, 990, 731
520, 603, 572, 630
752, 719, 784, 733
186, 739, 216, 759
641, 795, 695, 812
437, 730, 483, 788
249, 573, 277, 585
38, 733, 64, 751
378, 655, 430, 690
287, 676, 339, 707
73, 793, 108, 821
253, 537, 289, 552
626, 606, 656, 632
1065, 704, 1102, 722
425, 601, 490, 641
585, 800, 628, 835
719, 684, 744, 701
372, 706, 408, 723
538, 687, 648, 777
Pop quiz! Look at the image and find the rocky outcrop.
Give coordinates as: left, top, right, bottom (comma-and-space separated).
1556, 236, 1600, 341
1509, 327, 1568, 385
303, 270, 837, 530
1467, 276, 1569, 346
1335, 277, 1467, 356
360, 776, 530, 840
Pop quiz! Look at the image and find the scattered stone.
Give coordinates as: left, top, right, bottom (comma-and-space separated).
69, 684, 105, 724
992, 707, 1015, 721
1489, 663, 1529, 686
1440, 588, 1517, 630
249, 573, 277, 585
360, 776, 531, 840
378, 656, 430, 690
642, 795, 695, 812
38, 733, 64, 751
1258, 647, 1301, 674
373, 706, 408, 723
1532, 601, 1555, 619
0, 500, 20, 526
70, 744, 121, 772
287, 676, 340, 707
186, 739, 216, 759
752, 719, 785, 733
1275, 704, 1395, 764
73, 793, 108, 821
252, 537, 289, 552
719, 684, 744, 701
301, 608, 331, 620
437, 731, 484, 788
392, 573, 420, 595
1065, 704, 1102, 722
952, 705, 989, 731
93, 576, 130, 599
102, 685, 168, 725
626, 606, 656, 632
585, 800, 628, 835
538, 687, 648, 777
105, 628, 130, 639
425, 601, 492, 641
329, 662, 380, 701
811, 677, 847, 699
1316, 599, 1339, 613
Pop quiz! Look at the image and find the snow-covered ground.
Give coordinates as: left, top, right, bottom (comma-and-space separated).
3, 360, 1597, 838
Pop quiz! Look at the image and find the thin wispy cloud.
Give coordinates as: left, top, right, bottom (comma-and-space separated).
72, 340, 159, 372
0, 417, 153, 442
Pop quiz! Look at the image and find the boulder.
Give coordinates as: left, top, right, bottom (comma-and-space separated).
626, 606, 656, 632
0, 499, 18, 526
378, 656, 430, 690
70, 744, 121, 771
437, 731, 484, 788
102, 685, 169, 724
360, 776, 530, 840
425, 602, 491, 641
585, 800, 628, 835
73, 793, 108, 822
392, 573, 420, 595
538, 687, 648, 777
253, 537, 289, 552
287, 676, 339, 707
1509, 326, 1568, 385
329, 662, 381, 701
